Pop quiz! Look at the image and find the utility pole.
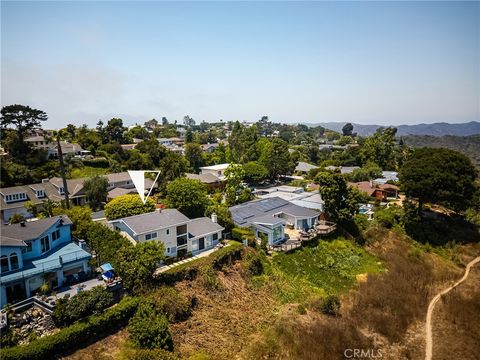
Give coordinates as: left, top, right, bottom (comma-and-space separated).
56, 134, 70, 209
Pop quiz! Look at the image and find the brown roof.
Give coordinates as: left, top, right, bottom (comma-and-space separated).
348, 182, 384, 197
379, 184, 399, 191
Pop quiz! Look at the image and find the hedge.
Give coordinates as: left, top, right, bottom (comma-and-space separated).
82, 158, 110, 168
231, 227, 255, 242
0, 297, 139, 360
157, 241, 244, 285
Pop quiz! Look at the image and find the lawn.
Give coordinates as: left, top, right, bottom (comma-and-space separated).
69, 166, 110, 178
271, 238, 384, 295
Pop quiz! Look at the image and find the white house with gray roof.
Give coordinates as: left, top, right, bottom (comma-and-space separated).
109, 210, 224, 258
229, 197, 320, 245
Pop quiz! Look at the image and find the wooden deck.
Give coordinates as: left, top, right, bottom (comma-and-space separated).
267, 221, 337, 252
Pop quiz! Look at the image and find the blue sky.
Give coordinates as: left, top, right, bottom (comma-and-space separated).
1, 1, 479, 128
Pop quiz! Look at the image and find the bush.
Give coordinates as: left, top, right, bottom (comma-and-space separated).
231, 227, 254, 242
147, 287, 192, 322
320, 295, 341, 316
104, 194, 155, 220
82, 158, 110, 168
0, 297, 139, 360
241, 248, 264, 278
128, 302, 173, 350
374, 205, 404, 229
53, 286, 115, 326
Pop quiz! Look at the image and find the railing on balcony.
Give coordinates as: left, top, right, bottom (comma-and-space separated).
0, 250, 90, 285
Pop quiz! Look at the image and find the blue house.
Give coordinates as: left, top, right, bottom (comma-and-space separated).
0, 216, 91, 308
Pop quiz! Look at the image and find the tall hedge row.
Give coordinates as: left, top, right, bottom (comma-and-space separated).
0, 297, 139, 360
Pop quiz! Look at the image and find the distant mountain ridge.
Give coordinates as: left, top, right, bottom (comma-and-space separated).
307, 121, 480, 137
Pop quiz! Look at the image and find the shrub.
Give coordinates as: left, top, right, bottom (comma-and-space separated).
104, 194, 155, 220
128, 302, 173, 350
53, 286, 115, 326
321, 295, 341, 316
241, 248, 264, 278
231, 227, 254, 242
0, 297, 139, 360
374, 205, 404, 229
199, 265, 222, 292
82, 158, 110, 168
147, 287, 192, 322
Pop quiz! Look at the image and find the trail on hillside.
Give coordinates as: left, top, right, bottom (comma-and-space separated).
425, 256, 480, 360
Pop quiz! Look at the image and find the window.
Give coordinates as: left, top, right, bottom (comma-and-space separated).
22, 242, 33, 253
192, 239, 199, 251
58, 187, 65, 195
52, 229, 61, 241
36, 190, 45, 198
40, 235, 50, 253
10, 253, 19, 270
145, 232, 158, 240
212, 233, 218, 241
176, 224, 187, 235
166, 229, 170, 235
177, 234, 187, 246
166, 247, 170, 254
1, 256, 9, 273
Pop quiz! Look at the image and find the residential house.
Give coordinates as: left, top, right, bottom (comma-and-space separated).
185, 173, 224, 191
25, 136, 85, 159
295, 162, 318, 174
201, 143, 219, 153
229, 197, 320, 246
0, 216, 91, 307
199, 163, 231, 180
109, 210, 224, 258
349, 181, 387, 201
253, 185, 324, 211
0, 172, 156, 222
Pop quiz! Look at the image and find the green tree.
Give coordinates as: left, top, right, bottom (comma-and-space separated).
104, 194, 156, 220
224, 164, 247, 206
136, 139, 167, 167
116, 241, 165, 292
165, 178, 208, 218
158, 151, 188, 191
83, 175, 108, 210
184, 143, 204, 172
1, 104, 47, 146
52, 206, 93, 239
348, 161, 382, 182
242, 161, 269, 185
360, 127, 398, 170
399, 148, 477, 213
258, 138, 296, 180
342, 123, 354, 136
9, 213, 25, 224
316, 172, 362, 222
128, 302, 173, 350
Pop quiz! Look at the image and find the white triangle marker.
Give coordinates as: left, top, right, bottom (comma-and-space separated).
128, 170, 161, 204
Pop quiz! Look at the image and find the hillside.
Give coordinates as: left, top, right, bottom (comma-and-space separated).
402, 135, 480, 165
309, 121, 480, 137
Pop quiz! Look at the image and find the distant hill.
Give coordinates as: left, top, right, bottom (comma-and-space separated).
402, 135, 480, 165
308, 121, 480, 137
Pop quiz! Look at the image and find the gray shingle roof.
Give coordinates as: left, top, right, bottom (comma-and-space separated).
115, 209, 190, 234
0, 216, 73, 245
187, 217, 224, 238
186, 173, 222, 184
229, 197, 319, 227
295, 162, 319, 173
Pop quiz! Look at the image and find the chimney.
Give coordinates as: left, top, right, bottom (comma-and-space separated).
20, 220, 26, 227
211, 213, 217, 223
370, 179, 373, 188
42, 178, 49, 184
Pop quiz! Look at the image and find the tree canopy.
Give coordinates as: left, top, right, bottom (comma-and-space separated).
165, 178, 208, 218
83, 175, 108, 210
316, 172, 363, 222
104, 194, 156, 220
399, 147, 477, 212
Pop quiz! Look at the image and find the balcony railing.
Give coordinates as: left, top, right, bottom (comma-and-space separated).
0, 250, 90, 285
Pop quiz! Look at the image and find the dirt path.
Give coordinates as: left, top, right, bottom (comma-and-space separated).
425, 256, 480, 360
